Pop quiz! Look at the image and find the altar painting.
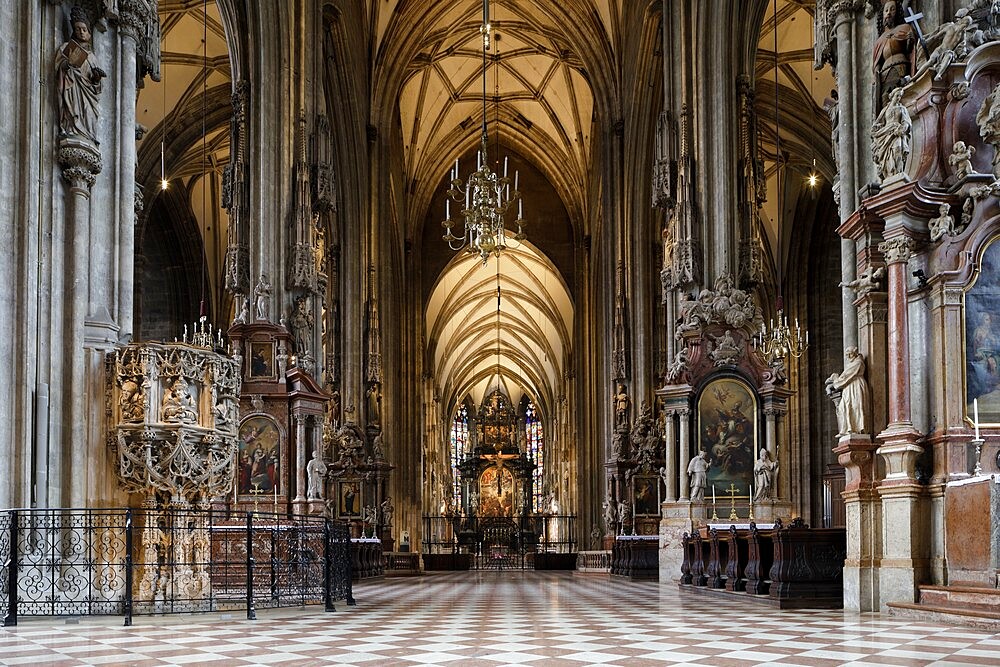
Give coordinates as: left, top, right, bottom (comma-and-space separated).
966, 236, 1000, 425
697, 377, 757, 497
237, 415, 280, 494
479, 466, 515, 517
632, 475, 660, 516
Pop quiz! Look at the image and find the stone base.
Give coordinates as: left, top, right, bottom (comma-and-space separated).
843, 563, 881, 612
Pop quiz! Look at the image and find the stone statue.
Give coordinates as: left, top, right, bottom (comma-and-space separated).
611, 429, 625, 460
928, 203, 957, 242
617, 499, 632, 526
612, 383, 631, 427
949, 141, 976, 181
367, 383, 381, 425
659, 465, 670, 490
289, 295, 313, 355
826, 346, 871, 436
665, 346, 691, 383
753, 448, 779, 502
872, 86, 911, 180
840, 264, 885, 297
602, 499, 617, 532
977, 83, 1000, 179
56, 6, 106, 144
380, 497, 394, 527
824, 89, 840, 169
912, 15, 974, 82
254, 273, 271, 321
872, 0, 915, 113
709, 330, 741, 366
161, 377, 197, 424
306, 449, 327, 500
686, 450, 710, 502
119, 378, 145, 422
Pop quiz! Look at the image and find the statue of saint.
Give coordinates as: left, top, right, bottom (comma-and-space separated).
753, 448, 779, 502
306, 450, 327, 500
380, 497, 394, 527
289, 295, 313, 355
612, 383, 631, 427
161, 377, 197, 424
686, 450, 710, 502
119, 378, 145, 422
826, 346, 871, 436
254, 273, 271, 321
872, 0, 915, 113
602, 499, 618, 531
56, 7, 106, 144
872, 86, 911, 180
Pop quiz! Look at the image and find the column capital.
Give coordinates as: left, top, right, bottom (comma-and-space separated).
877, 236, 915, 264
57, 138, 102, 192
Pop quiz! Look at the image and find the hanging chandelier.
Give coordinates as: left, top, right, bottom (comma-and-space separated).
442, 0, 526, 265
753, 0, 809, 367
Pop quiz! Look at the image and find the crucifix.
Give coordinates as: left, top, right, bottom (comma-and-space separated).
481, 449, 518, 493
904, 6, 931, 59
727, 483, 740, 521
250, 482, 265, 517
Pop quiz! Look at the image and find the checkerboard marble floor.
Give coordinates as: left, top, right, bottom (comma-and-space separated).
2, 572, 999, 666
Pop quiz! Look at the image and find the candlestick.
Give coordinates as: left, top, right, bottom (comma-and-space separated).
974, 398, 980, 439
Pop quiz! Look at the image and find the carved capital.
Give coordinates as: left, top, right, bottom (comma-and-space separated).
57, 139, 102, 190
877, 236, 915, 264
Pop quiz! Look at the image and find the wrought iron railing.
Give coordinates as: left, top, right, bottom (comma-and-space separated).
0, 508, 354, 627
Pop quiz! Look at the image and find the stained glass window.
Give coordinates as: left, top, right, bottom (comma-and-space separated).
450, 404, 469, 508
525, 401, 544, 512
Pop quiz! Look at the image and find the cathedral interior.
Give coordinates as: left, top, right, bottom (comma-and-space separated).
3, 0, 1000, 654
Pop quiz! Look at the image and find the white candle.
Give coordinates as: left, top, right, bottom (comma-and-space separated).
446, 199, 450, 220
504, 156, 508, 177
514, 171, 519, 192
712, 484, 716, 504
274, 483, 278, 511
974, 398, 981, 439
749, 483, 753, 503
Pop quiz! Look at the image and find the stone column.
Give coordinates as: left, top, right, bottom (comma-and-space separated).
678, 408, 690, 501
875, 232, 927, 608
58, 138, 101, 507
294, 413, 307, 511
834, 430, 882, 612
664, 409, 677, 502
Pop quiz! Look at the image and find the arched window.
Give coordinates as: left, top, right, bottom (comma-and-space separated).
525, 401, 544, 512
450, 404, 469, 508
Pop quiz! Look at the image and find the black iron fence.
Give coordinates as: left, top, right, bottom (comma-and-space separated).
422, 514, 576, 569
0, 508, 354, 627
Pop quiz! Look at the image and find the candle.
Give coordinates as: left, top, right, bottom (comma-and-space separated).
974, 398, 981, 439
749, 483, 753, 503
712, 484, 716, 504
233, 475, 238, 505
274, 483, 278, 512
446, 198, 450, 220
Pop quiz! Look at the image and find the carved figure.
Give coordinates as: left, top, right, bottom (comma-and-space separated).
709, 330, 741, 367
949, 141, 977, 181
612, 383, 631, 427
686, 450, 710, 502
825, 346, 871, 436
288, 295, 313, 355
977, 83, 1000, 179
367, 383, 381, 425
617, 499, 632, 526
306, 449, 327, 500
119, 378, 145, 422
840, 265, 886, 297
753, 448, 779, 502
912, 16, 974, 81
665, 346, 691, 383
928, 203, 957, 242
254, 273, 271, 321
602, 499, 617, 531
161, 377, 197, 424
825, 89, 840, 169
611, 429, 625, 460
56, 7, 106, 144
872, 0, 915, 112
380, 497, 394, 527
677, 273, 756, 335
872, 86, 911, 180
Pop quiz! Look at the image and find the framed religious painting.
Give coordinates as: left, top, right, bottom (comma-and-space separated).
697, 375, 758, 498
966, 235, 1000, 427
248, 341, 275, 379
338, 480, 362, 518
632, 475, 660, 516
237, 415, 281, 496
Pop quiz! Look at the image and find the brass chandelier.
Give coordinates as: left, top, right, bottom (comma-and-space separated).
442, 0, 526, 264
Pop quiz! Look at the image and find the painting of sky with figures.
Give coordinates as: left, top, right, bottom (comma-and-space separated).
698, 377, 758, 498
967, 236, 1000, 425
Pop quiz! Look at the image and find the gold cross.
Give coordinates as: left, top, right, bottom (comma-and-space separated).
250, 482, 264, 516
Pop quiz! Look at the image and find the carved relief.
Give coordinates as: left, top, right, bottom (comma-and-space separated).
841, 264, 885, 296
677, 273, 757, 337
977, 82, 1000, 179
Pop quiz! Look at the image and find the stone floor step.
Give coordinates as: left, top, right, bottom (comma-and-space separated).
887, 600, 1000, 631
918, 584, 1000, 610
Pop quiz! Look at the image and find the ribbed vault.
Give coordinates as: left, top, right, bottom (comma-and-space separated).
426, 241, 573, 423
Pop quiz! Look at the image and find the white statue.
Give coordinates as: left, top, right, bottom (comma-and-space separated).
254, 273, 271, 322
686, 450, 710, 502
306, 449, 327, 500
912, 15, 974, 82
665, 346, 691, 383
753, 448, 779, 502
928, 203, 957, 242
840, 265, 885, 297
617, 499, 632, 526
826, 346, 871, 436
949, 141, 976, 181
602, 498, 617, 531
872, 86, 911, 180
380, 497, 394, 527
